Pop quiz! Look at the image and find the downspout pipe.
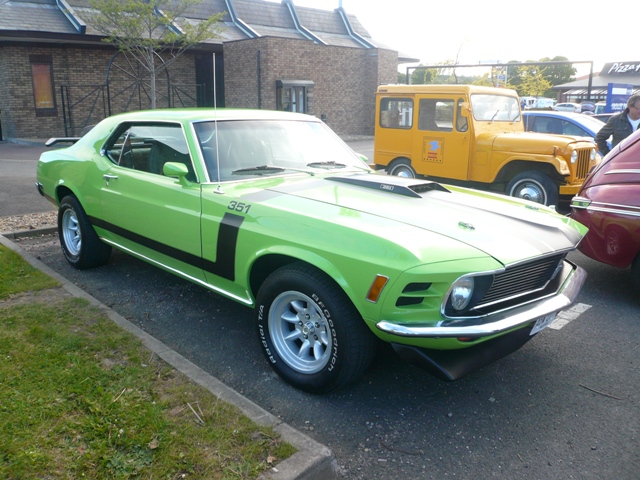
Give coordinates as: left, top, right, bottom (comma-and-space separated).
224, 0, 260, 38
154, 7, 184, 36
283, 0, 327, 45
56, 0, 86, 34
336, 6, 375, 48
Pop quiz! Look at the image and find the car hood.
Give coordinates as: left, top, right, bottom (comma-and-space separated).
477, 131, 592, 154
268, 173, 585, 266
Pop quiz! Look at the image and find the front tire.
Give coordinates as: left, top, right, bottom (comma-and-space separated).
58, 195, 111, 269
506, 171, 559, 206
256, 263, 378, 393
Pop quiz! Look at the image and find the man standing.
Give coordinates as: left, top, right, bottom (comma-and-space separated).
596, 94, 640, 156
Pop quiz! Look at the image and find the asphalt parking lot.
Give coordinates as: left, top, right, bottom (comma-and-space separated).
2, 140, 639, 479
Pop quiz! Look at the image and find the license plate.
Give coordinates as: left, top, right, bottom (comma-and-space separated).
530, 313, 557, 336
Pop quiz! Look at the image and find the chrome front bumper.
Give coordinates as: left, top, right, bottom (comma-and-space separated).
376, 261, 586, 339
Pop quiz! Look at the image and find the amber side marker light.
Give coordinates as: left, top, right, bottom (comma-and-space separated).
366, 275, 389, 303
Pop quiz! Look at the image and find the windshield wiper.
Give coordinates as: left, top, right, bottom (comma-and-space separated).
231, 164, 316, 176
232, 165, 286, 175
306, 161, 347, 169
489, 109, 500, 123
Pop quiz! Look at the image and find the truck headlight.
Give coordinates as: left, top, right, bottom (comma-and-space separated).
450, 276, 474, 311
590, 149, 597, 161
570, 151, 578, 164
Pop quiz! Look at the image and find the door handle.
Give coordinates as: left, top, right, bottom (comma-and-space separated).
103, 174, 118, 186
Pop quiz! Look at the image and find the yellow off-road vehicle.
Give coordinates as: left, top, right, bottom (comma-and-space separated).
374, 84, 599, 206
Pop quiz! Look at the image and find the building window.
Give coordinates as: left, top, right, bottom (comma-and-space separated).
30, 55, 57, 117
276, 80, 314, 113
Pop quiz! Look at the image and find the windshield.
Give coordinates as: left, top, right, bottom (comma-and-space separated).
471, 94, 521, 122
193, 119, 368, 182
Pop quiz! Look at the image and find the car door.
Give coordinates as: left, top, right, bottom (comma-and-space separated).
98, 122, 206, 283
413, 96, 470, 180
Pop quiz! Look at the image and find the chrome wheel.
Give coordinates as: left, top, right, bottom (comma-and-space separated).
510, 178, 547, 204
58, 195, 111, 269
61, 207, 81, 257
506, 171, 558, 206
389, 161, 416, 178
268, 291, 331, 374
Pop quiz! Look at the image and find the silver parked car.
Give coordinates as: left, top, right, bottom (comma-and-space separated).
552, 102, 581, 113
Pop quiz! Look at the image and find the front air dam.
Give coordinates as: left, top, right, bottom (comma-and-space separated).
391, 324, 535, 381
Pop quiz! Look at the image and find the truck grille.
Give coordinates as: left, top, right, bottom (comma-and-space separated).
574, 149, 592, 179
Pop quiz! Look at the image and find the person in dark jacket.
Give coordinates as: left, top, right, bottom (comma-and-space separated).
595, 94, 640, 155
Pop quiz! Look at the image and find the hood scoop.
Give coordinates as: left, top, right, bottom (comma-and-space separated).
326, 174, 450, 198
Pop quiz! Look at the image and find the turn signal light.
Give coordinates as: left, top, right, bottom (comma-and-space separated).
366, 275, 389, 303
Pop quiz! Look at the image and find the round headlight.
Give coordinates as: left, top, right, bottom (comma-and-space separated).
590, 148, 597, 161
570, 151, 578, 164
450, 276, 475, 311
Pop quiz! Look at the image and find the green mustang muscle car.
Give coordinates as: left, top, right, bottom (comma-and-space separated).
36, 109, 588, 393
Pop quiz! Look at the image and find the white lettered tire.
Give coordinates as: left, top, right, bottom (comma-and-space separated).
58, 195, 112, 269
256, 262, 378, 393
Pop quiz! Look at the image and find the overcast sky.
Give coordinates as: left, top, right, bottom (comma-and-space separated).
269, 0, 636, 77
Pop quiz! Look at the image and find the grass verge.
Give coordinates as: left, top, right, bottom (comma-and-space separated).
0, 244, 295, 478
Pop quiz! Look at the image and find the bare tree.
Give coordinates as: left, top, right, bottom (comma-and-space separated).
88, 0, 223, 108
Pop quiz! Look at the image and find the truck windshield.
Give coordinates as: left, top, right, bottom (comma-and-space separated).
471, 94, 521, 122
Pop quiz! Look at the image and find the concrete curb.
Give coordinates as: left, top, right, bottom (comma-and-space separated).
0, 230, 338, 480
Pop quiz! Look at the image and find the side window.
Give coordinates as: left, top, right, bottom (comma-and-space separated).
105, 124, 197, 182
418, 99, 454, 132
379, 98, 413, 129
563, 122, 588, 137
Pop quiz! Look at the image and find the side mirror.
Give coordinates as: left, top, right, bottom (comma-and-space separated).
459, 102, 471, 117
163, 162, 191, 186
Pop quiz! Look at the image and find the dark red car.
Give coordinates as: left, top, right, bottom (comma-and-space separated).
570, 128, 640, 290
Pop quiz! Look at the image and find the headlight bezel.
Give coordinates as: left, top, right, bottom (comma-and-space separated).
443, 273, 494, 317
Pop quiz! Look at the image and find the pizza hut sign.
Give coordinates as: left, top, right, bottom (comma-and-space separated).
605, 62, 640, 74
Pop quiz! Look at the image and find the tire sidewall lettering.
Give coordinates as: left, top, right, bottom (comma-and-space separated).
312, 293, 339, 371
257, 305, 277, 364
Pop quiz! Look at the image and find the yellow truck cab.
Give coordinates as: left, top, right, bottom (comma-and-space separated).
374, 84, 599, 206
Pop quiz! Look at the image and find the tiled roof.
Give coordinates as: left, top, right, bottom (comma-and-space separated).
0, 0, 399, 56
0, 1, 77, 34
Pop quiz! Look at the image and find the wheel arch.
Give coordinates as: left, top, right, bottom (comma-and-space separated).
55, 184, 78, 205
495, 160, 562, 184
387, 157, 418, 177
387, 156, 413, 169
249, 251, 360, 313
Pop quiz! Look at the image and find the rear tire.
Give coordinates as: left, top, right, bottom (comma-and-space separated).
388, 159, 416, 178
506, 171, 559, 206
58, 195, 111, 269
256, 262, 378, 393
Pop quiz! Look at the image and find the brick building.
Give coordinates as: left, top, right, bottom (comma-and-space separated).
0, 0, 413, 141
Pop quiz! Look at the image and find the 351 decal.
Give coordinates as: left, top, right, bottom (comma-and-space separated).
228, 201, 252, 214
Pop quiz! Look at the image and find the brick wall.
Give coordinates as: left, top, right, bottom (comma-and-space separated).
1, 38, 396, 140
0, 44, 196, 140
224, 37, 398, 136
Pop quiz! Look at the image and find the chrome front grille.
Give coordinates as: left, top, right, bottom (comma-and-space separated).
574, 149, 591, 179
476, 253, 566, 309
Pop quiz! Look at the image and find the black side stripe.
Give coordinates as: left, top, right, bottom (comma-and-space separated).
89, 212, 245, 281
